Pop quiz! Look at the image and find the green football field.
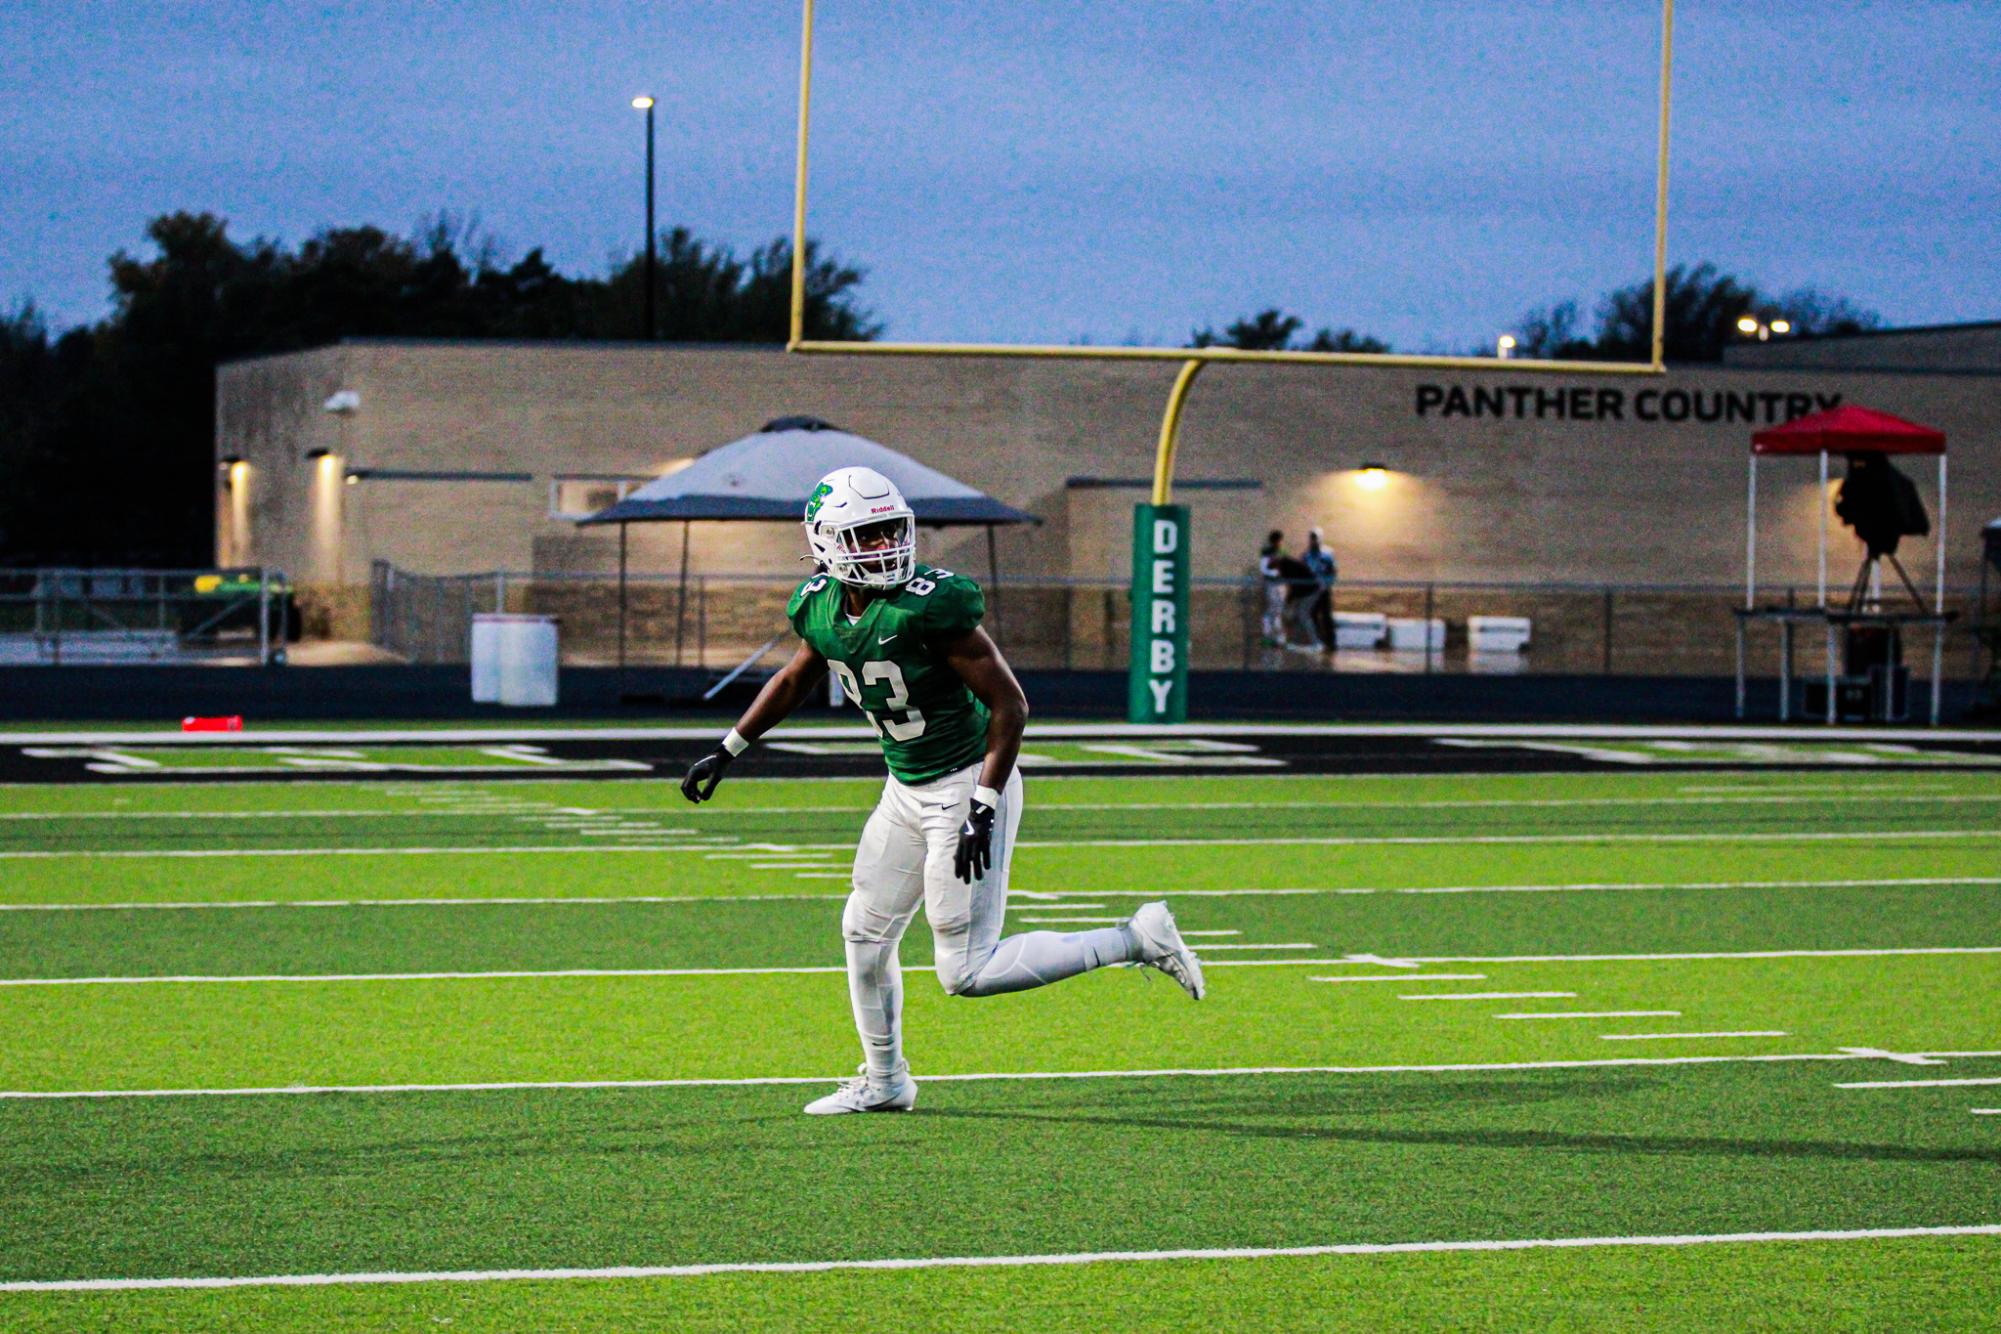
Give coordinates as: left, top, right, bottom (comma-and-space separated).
2, 758, 1999, 1329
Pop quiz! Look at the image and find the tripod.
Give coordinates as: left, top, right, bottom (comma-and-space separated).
1844, 551, 1927, 613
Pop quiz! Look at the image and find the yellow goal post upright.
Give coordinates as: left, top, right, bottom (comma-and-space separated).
786, 0, 1677, 722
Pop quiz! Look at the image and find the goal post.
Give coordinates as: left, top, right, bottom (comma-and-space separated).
784, 0, 1678, 721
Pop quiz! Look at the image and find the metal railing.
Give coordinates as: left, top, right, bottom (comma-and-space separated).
0, 567, 289, 666
366, 563, 1986, 680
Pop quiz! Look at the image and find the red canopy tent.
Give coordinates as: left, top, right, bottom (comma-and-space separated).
1744, 405, 1948, 613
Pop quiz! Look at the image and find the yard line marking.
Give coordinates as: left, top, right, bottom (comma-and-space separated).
1345, 953, 1421, 969
2, 945, 1993, 984
1600, 1031, 1788, 1041
5, 1225, 1998, 1294
11, 788, 1984, 820
1179, 930, 1241, 937
0, 810, 512, 820
1401, 992, 1575, 1001
13, 720, 2001, 743
7, 829, 1997, 861
0, 893, 852, 913
1974, 1109, 2000, 1115
9, 1050, 2000, 1101
1497, 1011, 1681, 1020
1837, 1046, 1946, 1066
1394, 876, 2001, 897
1406, 946, 2001, 964
0, 967, 851, 987
1836, 1076, 2001, 1090
1182, 943, 1317, 951
1309, 974, 1488, 984
1015, 917, 1129, 924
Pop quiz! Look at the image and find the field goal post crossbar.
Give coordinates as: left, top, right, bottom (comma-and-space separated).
786, 0, 1677, 719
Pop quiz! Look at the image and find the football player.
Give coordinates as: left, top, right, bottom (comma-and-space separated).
681, 465, 1205, 1115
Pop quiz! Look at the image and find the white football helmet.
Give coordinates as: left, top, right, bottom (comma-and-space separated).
803, 466, 917, 589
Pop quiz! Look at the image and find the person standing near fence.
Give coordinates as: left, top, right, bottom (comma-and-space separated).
1259, 531, 1287, 646
1303, 527, 1337, 653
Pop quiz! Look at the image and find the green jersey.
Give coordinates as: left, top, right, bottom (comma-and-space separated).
788, 564, 991, 785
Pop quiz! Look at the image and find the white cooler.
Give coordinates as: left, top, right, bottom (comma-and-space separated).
1386, 617, 1445, 651
1467, 615, 1532, 653
472, 614, 560, 706
1332, 612, 1388, 650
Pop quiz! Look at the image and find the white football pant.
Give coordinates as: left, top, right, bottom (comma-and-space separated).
841, 760, 1135, 1083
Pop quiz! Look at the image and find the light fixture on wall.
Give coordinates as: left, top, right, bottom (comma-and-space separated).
1356, 462, 1390, 491
219, 456, 244, 488
304, 447, 332, 461
322, 391, 361, 414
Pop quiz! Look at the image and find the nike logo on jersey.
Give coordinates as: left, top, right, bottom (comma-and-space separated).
879, 633, 898, 644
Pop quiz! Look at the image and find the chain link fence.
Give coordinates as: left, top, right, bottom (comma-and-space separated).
369, 562, 1984, 679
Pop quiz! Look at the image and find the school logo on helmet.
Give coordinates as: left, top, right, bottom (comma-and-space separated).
803, 481, 835, 522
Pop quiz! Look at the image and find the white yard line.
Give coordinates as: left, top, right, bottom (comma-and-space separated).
1497, 1011, 1681, 1020
299, 792, 1991, 818
12, 721, 2001, 744
5, 828, 1997, 862
4, 1224, 1997, 1294
1181, 943, 1317, 951
1974, 1109, 2000, 1115
1401, 992, 1576, 1001
1179, 930, 1241, 937
0, 893, 849, 913
1014, 917, 1129, 924
1309, 974, 1489, 984
2, 944, 1995, 986
1835, 1076, 2001, 1090
7, 1050, 2000, 1103
1600, 1031, 1787, 1041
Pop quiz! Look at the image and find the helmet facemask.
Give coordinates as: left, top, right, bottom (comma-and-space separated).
808, 514, 917, 589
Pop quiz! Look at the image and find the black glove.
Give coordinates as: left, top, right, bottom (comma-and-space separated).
680, 747, 734, 803
954, 798, 997, 883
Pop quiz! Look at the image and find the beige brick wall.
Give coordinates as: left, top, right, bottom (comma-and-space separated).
217, 340, 2001, 656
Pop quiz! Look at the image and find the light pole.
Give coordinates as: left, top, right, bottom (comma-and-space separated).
1496, 333, 1517, 359
632, 95, 656, 340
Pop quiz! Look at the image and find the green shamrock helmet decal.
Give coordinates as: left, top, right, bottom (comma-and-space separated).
803, 481, 835, 521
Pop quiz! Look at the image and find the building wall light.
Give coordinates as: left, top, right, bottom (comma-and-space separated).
1356, 463, 1390, 491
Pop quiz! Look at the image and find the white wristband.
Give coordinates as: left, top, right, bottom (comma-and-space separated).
973, 784, 1001, 809
721, 729, 750, 757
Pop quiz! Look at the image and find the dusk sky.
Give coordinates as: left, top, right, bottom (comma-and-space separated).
4, 1, 1996, 350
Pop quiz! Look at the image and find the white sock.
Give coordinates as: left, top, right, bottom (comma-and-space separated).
954, 926, 1136, 998
845, 939, 906, 1084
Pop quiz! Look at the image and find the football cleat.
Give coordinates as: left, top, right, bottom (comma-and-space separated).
1128, 900, 1206, 1000
803, 1067, 918, 1116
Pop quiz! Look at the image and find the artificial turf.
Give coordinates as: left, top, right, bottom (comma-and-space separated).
1, 760, 1997, 1327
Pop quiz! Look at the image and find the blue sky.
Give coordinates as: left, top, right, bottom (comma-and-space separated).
2, 1, 1995, 349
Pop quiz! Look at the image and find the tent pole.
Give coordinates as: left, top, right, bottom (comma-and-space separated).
1936, 455, 1948, 615
985, 523, 1002, 643
1933, 454, 1948, 725
1745, 457, 1757, 609
675, 521, 690, 668
1817, 450, 1828, 608
617, 522, 629, 693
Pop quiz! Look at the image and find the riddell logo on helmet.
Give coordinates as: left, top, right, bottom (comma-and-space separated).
870, 505, 897, 514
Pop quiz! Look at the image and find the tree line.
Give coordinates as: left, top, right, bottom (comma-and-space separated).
0, 212, 878, 566
1190, 263, 1880, 359
1, 215, 1882, 569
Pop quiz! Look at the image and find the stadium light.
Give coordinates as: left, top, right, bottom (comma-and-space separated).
1736, 315, 1792, 342
1497, 333, 1517, 358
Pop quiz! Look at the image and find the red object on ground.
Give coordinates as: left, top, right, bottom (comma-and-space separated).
1751, 405, 1946, 456
181, 716, 243, 732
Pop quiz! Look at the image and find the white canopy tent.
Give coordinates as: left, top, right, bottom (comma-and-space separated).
576, 417, 1038, 688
